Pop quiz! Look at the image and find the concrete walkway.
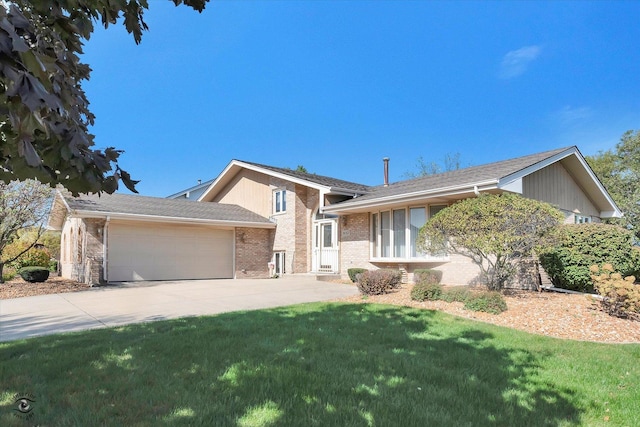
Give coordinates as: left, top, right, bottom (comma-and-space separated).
0, 276, 359, 342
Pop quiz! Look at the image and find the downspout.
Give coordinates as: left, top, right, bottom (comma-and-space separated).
102, 216, 110, 283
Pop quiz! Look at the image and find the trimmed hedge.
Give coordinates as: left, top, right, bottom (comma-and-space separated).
410, 282, 442, 302
18, 266, 50, 283
413, 269, 443, 285
539, 223, 640, 293
347, 268, 368, 283
356, 269, 402, 295
440, 286, 472, 303
463, 291, 508, 314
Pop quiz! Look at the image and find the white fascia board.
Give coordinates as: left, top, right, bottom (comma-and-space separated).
323, 180, 499, 213
46, 191, 72, 230
197, 160, 237, 202
498, 146, 622, 218
499, 178, 523, 194
198, 160, 333, 202
70, 211, 276, 229
571, 151, 623, 218
497, 147, 577, 189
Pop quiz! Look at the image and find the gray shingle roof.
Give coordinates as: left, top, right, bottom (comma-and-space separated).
239, 160, 370, 193
63, 192, 273, 225
333, 146, 572, 205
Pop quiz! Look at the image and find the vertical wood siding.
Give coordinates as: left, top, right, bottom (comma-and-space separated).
523, 162, 599, 218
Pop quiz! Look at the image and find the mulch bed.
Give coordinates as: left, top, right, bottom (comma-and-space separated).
2, 276, 638, 343
0, 276, 90, 300
335, 284, 640, 344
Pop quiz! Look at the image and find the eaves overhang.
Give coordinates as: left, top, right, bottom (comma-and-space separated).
199, 160, 336, 202
67, 210, 276, 229
322, 179, 500, 214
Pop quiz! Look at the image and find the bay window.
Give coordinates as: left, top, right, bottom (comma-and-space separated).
372, 205, 448, 259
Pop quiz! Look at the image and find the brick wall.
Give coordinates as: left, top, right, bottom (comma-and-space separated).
337, 212, 540, 288
294, 185, 310, 273
235, 227, 273, 278
61, 217, 105, 286
339, 213, 376, 277
270, 178, 296, 273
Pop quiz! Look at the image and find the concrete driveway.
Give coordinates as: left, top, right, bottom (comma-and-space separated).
0, 276, 359, 342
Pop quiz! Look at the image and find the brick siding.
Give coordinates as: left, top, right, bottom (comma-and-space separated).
235, 227, 273, 278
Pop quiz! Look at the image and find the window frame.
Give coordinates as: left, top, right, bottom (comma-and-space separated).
273, 188, 287, 214
370, 204, 449, 261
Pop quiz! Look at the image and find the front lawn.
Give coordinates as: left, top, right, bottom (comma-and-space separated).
1, 303, 638, 426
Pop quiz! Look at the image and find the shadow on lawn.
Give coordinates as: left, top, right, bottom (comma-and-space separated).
0, 303, 580, 426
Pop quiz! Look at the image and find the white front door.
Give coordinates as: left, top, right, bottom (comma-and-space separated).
313, 220, 338, 273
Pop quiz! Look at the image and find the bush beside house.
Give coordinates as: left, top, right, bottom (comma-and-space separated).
540, 224, 640, 293
356, 269, 402, 295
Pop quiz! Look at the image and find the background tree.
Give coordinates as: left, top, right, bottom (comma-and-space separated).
586, 130, 640, 241
403, 152, 462, 178
0, 179, 52, 282
418, 193, 563, 290
0, 0, 209, 195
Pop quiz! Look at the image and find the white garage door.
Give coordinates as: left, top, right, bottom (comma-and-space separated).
107, 222, 234, 281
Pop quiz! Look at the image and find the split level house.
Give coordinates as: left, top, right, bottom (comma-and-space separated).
48, 146, 622, 287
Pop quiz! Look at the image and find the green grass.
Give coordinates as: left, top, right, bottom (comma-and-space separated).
1, 303, 638, 426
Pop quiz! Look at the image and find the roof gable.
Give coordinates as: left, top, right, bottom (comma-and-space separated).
323, 146, 622, 218
198, 159, 369, 202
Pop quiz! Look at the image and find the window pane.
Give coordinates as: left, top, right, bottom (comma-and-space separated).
410, 207, 426, 257
381, 211, 390, 257
429, 205, 447, 218
282, 190, 286, 212
275, 191, 281, 213
371, 213, 378, 257
323, 223, 333, 247
393, 209, 406, 257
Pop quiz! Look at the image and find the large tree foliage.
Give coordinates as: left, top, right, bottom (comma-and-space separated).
418, 193, 563, 290
586, 130, 640, 241
0, 0, 208, 194
403, 152, 462, 178
0, 179, 52, 282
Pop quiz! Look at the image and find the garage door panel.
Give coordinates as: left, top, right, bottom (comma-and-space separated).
107, 222, 233, 281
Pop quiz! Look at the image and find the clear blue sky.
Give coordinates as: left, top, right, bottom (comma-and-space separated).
82, 1, 640, 197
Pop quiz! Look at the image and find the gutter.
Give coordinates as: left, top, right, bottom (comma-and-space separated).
69, 211, 276, 229
323, 179, 499, 213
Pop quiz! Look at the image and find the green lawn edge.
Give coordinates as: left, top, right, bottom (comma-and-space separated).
1, 302, 638, 426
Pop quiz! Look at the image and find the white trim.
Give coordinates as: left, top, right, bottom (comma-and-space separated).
323, 180, 499, 214
102, 216, 110, 283
68, 211, 276, 229
497, 146, 622, 218
273, 188, 287, 214
199, 160, 335, 202
499, 178, 523, 194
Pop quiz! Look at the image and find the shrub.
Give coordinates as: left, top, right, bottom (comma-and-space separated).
463, 291, 507, 314
2, 271, 17, 282
539, 224, 640, 293
18, 266, 50, 283
347, 268, 368, 283
591, 264, 640, 320
9, 247, 51, 270
356, 269, 402, 295
410, 282, 442, 301
440, 286, 472, 303
413, 269, 443, 285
